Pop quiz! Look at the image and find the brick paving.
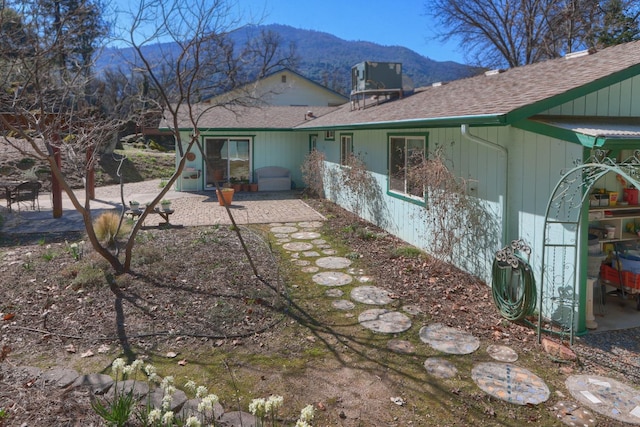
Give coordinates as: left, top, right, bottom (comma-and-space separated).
0, 179, 324, 234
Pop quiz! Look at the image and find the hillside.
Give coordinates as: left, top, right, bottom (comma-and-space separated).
99, 25, 480, 96
233, 24, 479, 94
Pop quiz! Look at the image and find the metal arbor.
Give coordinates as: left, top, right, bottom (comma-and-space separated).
539, 149, 640, 344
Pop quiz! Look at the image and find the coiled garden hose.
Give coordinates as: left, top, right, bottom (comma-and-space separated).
491, 253, 537, 322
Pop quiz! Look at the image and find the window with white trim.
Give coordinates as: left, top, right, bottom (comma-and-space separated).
389, 135, 426, 198
340, 134, 353, 166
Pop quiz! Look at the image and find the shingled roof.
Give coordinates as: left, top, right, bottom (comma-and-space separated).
173, 105, 339, 130
295, 40, 640, 130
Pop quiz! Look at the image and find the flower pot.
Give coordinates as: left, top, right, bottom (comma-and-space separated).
249, 183, 258, 192
241, 183, 250, 192
231, 183, 242, 192
216, 189, 234, 206
129, 202, 140, 211
161, 202, 172, 212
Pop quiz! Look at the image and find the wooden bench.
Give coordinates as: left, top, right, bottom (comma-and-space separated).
126, 208, 175, 226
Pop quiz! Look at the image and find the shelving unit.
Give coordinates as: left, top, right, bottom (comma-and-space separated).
589, 206, 640, 244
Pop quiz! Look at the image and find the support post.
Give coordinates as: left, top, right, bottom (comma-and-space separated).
51, 135, 63, 218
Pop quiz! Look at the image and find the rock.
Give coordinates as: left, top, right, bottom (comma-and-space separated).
218, 411, 257, 426
179, 398, 224, 423
542, 338, 577, 361
42, 367, 79, 388
105, 379, 149, 400
149, 387, 188, 412
71, 373, 114, 395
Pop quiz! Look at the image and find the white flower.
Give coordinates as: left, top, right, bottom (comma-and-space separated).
295, 421, 311, 427
162, 393, 174, 411
184, 380, 197, 393
147, 408, 162, 422
299, 404, 315, 422
144, 364, 156, 376
249, 398, 266, 418
148, 372, 159, 383
265, 395, 283, 414
122, 364, 134, 376
195, 385, 208, 398
197, 394, 219, 412
184, 416, 201, 427
162, 410, 174, 425
131, 359, 144, 371
111, 358, 126, 375
161, 376, 174, 390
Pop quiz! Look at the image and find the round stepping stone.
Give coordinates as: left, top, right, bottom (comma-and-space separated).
322, 249, 338, 255
298, 221, 323, 228
402, 305, 422, 315
472, 363, 550, 405
302, 251, 320, 257
358, 309, 412, 333
290, 252, 300, 259
424, 357, 458, 379
332, 300, 355, 310
311, 239, 327, 245
486, 345, 518, 362
301, 266, 320, 273
271, 226, 298, 234
347, 267, 366, 275
294, 260, 311, 266
316, 244, 332, 249
316, 256, 352, 269
312, 271, 353, 286
419, 323, 480, 355
291, 231, 321, 240
273, 233, 291, 239
283, 242, 314, 251
551, 401, 597, 427
351, 286, 393, 305
325, 288, 344, 297
566, 374, 640, 425
387, 339, 415, 354
276, 238, 291, 244
356, 275, 372, 283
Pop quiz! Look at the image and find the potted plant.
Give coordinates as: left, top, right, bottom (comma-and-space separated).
129, 201, 140, 211
240, 176, 250, 192
249, 182, 258, 192
230, 178, 242, 192
160, 199, 172, 211
216, 188, 234, 206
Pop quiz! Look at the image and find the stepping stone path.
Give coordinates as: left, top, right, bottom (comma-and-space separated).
424, 357, 458, 379
267, 222, 640, 424
565, 375, 640, 425
419, 323, 480, 355
351, 286, 393, 305
471, 363, 550, 405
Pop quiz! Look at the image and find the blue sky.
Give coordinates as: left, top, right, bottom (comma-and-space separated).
244, 0, 465, 63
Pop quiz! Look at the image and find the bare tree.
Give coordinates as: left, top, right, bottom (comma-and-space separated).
424, 0, 638, 68
1, 0, 297, 276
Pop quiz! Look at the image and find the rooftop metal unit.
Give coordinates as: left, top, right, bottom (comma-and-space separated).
350, 61, 403, 110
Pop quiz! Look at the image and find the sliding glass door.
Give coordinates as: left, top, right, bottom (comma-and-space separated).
204, 138, 251, 189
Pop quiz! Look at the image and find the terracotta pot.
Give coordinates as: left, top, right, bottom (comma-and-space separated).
241, 183, 250, 192
231, 183, 242, 192
249, 183, 258, 192
216, 189, 234, 206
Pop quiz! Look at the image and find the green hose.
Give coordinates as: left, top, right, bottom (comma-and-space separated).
491, 253, 537, 322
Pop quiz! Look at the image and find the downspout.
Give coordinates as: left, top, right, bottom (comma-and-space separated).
460, 124, 508, 246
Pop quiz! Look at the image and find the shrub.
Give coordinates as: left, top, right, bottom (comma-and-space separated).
93, 212, 126, 246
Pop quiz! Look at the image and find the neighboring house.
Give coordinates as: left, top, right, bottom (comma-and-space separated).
204, 68, 348, 107
174, 41, 640, 338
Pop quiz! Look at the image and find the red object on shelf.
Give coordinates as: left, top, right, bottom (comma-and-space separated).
624, 188, 639, 205
623, 271, 640, 289
600, 264, 622, 285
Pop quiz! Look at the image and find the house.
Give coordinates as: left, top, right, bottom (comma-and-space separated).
174, 41, 640, 338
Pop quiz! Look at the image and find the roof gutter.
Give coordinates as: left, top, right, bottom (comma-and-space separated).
460, 124, 509, 246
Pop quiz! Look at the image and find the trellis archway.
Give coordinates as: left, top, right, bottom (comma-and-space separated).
539, 149, 640, 344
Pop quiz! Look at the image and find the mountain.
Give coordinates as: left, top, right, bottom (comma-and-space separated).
97, 24, 479, 96
230, 24, 478, 94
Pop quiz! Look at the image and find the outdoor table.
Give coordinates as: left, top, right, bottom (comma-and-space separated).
0, 180, 23, 210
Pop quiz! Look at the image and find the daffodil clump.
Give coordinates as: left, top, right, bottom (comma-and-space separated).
93, 358, 315, 426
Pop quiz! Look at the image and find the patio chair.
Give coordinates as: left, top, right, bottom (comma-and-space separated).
8, 181, 41, 212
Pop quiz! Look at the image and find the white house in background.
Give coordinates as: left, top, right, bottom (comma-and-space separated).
204, 68, 348, 107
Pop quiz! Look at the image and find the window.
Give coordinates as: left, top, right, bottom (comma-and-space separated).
281, 74, 287, 83
389, 135, 427, 198
340, 134, 353, 166
309, 134, 317, 152
325, 130, 335, 140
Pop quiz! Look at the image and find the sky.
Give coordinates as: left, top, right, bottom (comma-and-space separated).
243, 0, 465, 63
